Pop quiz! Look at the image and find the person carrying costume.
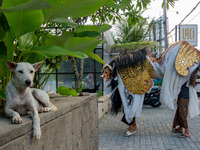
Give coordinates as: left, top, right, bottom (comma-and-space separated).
172, 67, 199, 138
101, 40, 200, 138
153, 41, 200, 138
101, 48, 155, 136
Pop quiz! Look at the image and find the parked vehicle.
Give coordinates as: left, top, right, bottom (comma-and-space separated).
195, 73, 200, 96
144, 86, 161, 108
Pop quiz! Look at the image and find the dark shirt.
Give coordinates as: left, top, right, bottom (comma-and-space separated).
178, 82, 189, 99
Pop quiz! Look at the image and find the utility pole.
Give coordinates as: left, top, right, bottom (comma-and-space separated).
163, 0, 168, 50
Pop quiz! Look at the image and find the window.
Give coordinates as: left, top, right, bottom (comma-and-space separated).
38, 45, 104, 93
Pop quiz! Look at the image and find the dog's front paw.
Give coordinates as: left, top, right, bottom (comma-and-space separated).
12, 116, 23, 124
33, 128, 41, 140
38, 107, 43, 113
43, 107, 51, 112
38, 107, 51, 113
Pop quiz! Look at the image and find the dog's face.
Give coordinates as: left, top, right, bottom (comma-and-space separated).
6, 61, 43, 87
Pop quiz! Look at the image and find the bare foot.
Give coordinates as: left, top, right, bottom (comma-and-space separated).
178, 133, 190, 138
133, 122, 137, 129
172, 127, 183, 133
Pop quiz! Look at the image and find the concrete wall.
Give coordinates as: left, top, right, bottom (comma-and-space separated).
0, 94, 98, 150
98, 94, 110, 119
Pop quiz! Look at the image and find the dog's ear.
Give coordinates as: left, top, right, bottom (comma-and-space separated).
6, 61, 18, 71
33, 61, 44, 71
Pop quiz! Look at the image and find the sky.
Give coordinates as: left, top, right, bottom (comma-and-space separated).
142, 0, 200, 48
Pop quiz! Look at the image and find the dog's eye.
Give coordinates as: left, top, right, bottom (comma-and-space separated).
30, 70, 34, 73
18, 70, 23, 74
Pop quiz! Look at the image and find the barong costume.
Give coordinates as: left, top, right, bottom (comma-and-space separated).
102, 40, 200, 124
151, 41, 200, 118
107, 49, 155, 124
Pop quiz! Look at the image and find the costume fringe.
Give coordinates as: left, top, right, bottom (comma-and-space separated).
108, 48, 149, 115
110, 79, 122, 115
114, 48, 148, 72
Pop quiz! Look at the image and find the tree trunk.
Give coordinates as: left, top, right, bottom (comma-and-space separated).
71, 57, 84, 91
70, 18, 87, 91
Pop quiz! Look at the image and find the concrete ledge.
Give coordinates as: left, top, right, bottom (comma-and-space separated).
98, 94, 110, 119
0, 93, 98, 150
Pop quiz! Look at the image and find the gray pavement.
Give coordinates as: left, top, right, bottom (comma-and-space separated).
99, 104, 200, 150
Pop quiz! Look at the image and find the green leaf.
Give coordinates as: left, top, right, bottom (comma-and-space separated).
0, 13, 9, 40
43, 0, 107, 22
104, 0, 126, 9
32, 45, 88, 59
0, 87, 6, 99
44, 35, 104, 63
98, 91, 103, 98
124, 0, 131, 8
62, 37, 100, 54
86, 52, 105, 64
0, 59, 7, 80
3, 31, 14, 61
0, 42, 7, 59
45, 32, 75, 46
62, 37, 105, 63
76, 83, 83, 93
18, 32, 36, 48
56, 86, 78, 96
26, 52, 45, 64
0, 0, 51, 12
75, 31, 101, 38
76, 24, 112, 33
18, 49, 45, 63
2, 0, 44, 36
50, 18, 79, 28
104, 0, 116, 6
0, 31, 14, 81
0, 29, 5, 41
20, 49, 31, 56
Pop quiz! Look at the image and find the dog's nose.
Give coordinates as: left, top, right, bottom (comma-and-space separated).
25, 80, 31, 86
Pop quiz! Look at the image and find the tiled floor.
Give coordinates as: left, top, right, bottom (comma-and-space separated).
99, 104, 200, 150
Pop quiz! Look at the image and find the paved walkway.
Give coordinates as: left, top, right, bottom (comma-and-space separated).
99, 104, 200, 150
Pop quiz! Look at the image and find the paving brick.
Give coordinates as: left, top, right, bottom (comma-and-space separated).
99, 103, 200, 150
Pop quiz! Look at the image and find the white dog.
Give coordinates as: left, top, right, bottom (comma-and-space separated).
5, 61, 57, 140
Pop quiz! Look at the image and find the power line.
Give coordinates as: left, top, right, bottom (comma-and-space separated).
168, 1, 200, 35
156, 1, 200, 42
167, 11, 200, 42
167, 11, 200, 39
186, 11, 200, 24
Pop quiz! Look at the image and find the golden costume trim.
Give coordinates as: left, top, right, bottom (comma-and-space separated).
175, 42, 200, 76
119, 60, 155, 94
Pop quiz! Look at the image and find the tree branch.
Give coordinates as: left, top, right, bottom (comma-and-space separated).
71, 57, 79, 79
79, 58, 84, 80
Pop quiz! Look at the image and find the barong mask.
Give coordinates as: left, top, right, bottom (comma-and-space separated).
100, 64, 112, 82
